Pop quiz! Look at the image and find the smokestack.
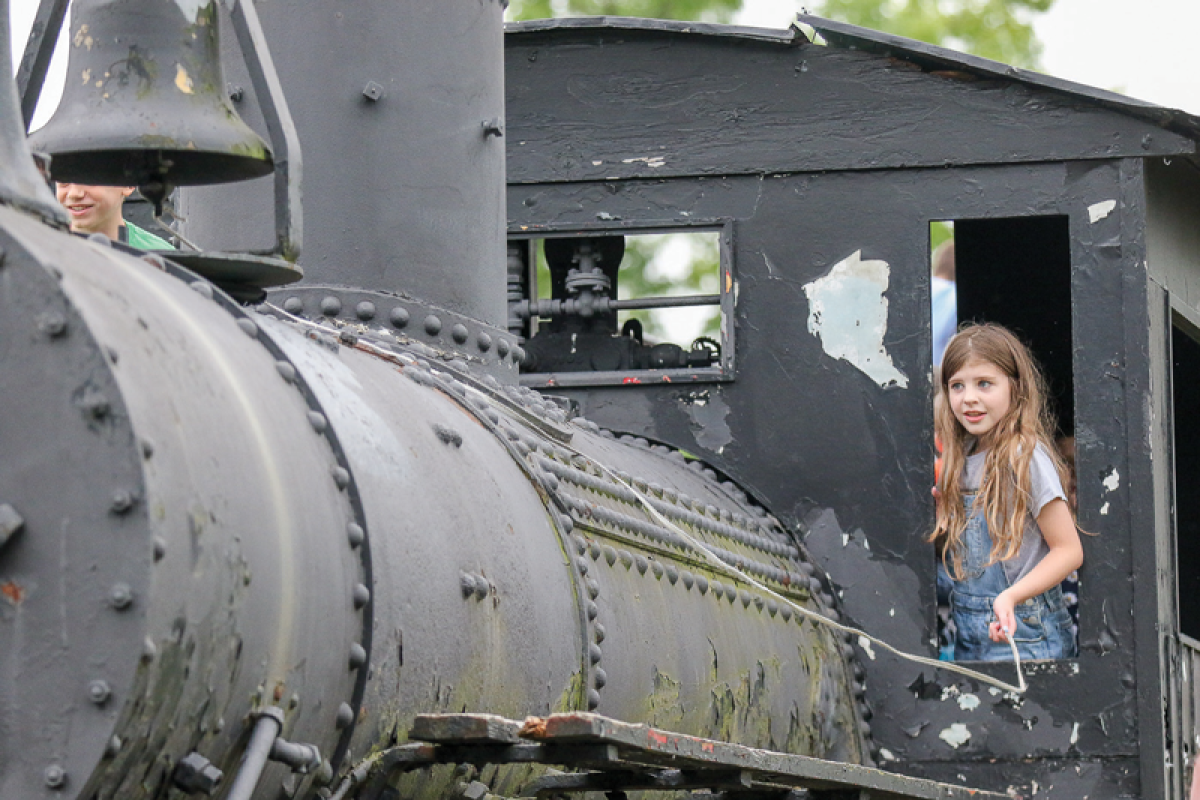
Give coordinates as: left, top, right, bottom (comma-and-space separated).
177, 1, 508, 330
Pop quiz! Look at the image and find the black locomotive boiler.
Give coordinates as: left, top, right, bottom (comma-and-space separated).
0, 2, 881, 799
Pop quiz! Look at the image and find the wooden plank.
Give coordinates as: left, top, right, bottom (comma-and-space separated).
410, 713, 525, 744
523, 714, 1005, 800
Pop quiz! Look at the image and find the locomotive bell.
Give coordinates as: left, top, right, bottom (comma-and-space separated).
29, 0, 272, 197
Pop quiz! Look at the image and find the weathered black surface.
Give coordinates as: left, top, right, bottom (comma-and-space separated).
505, 18, 1194, 185
505, 18, 1200, 798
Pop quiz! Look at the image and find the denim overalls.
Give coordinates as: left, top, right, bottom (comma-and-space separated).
949, 494, 1077, 661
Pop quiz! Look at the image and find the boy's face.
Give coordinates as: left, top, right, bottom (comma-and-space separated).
55, 183, 134, 239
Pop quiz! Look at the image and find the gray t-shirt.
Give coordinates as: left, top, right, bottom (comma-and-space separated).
962, 441, 1067, 585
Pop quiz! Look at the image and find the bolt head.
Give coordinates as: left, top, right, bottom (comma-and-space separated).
88, 679, 112, 705
43, 765, 67, 789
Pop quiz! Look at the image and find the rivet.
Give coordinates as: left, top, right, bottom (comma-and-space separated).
236, 318, 258, 338
474, 577, 490, 600
618, 550, 633, 569
477, 332, 492, 352
283, 297, 304, 314
88, 679, 112, 705
588, 643, 602, 664
572, 533, 587, 554
152, 537, 167, 562
142, 637, 157, 662
451, 323, 469, 344
104, 735, 122, 758
695, 575, 708, 595
780, 605, 793, 622
347, 522, 365, 548
575, 556, 589, 575
424, 315, 442, 336
141, 438, 155, 459
37, 310, 67, 337
593, 623, 606, 643
767, 599, 778, 617
434, 423, 463, 448
603, 546, 617, 566
389, 307, 410, 328
634, 555, 648, 574
593, 668, 607, 688
589, 543, 601, 561
461, 572, 477, 597
352, 583, 371, 609
586, 579, 600, 599
586, 601, 598, 620
587, 689, 601, 710
512, 346, 526, 365
189, 281, 214, 300
289, 694, 300, 710
108, 582, 134, 610
335, 703, 355, 729
308, 411, 328, 433
355, 301, 377, 321
349, 643, 367, 669
363, 80, 385, 101
43, 765, 67, 790
741, 590, 753, 608
496, 338, 510, 358
320, 296, 343, 316
560, 514, 575, 534
110, 489, 135, 514
711, 580, 723, 598
753, 595, 764, 612
666, 565, 679, 585
332, 466, 351, 490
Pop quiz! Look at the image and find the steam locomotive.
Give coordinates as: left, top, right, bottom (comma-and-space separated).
4, 1, 1200, 799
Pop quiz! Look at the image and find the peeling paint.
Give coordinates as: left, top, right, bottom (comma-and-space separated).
175, 65, 195, 95
1100, 501, 1110, 515
957, 693, 980, 711
802, 250, 908, 388
1102, 468, 1120, 493
857, 635, 876, 660
938, 723, 971, 748
879, 748, 896, 761
1087, 199, 1116, 223
1070, 722, 1080, 745
621, 156, 666, 168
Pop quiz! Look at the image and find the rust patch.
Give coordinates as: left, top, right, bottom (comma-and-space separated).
520, 716, 548, 738
2, 580, 25, 605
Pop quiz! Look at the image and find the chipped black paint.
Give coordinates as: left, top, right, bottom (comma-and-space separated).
506, 17, 1200, 799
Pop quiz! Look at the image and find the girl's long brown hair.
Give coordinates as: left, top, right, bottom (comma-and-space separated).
930, 323, 1070, 579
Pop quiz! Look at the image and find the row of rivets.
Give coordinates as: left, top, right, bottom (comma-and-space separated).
281, 293, 517, 362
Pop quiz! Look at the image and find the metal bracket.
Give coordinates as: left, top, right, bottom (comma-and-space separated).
226, 0, 303, 262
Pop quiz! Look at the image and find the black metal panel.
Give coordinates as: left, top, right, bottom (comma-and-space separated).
508, 158, 1152, 796
504, 23, 1194, 185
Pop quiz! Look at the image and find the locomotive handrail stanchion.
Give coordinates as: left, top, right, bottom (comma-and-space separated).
225, 0, 303, 261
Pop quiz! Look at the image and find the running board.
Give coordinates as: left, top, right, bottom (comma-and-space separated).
393, 712, 1005, 800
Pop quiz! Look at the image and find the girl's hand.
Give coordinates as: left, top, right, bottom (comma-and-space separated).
990, 591, 1016, 643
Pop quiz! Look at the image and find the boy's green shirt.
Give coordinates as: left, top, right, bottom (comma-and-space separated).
122, 221, 175, 250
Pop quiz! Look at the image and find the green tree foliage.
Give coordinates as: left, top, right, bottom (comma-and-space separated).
507, 0, 740, 23
813, 0, 1053, 69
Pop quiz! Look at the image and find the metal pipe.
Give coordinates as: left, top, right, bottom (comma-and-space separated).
224, 709, 283, 800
